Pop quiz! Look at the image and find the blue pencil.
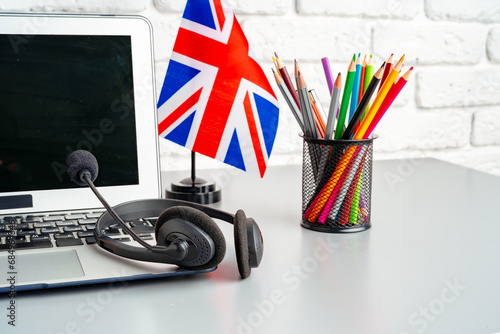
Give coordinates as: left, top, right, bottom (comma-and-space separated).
348, 54, 362, 122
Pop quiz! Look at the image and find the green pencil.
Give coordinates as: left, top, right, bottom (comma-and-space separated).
334, 55, 356, 140
361, 55, 374, 122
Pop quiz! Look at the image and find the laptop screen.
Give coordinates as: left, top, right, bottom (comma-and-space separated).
0, 34, 139, 193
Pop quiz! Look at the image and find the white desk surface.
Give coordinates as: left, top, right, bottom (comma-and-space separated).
2, 158, 500, 334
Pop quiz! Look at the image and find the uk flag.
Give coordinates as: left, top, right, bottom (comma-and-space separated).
157, 0, 279, 177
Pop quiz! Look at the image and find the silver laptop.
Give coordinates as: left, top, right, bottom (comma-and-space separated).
0, 13, 211, 292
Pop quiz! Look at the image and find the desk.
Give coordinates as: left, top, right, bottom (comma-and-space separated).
2, 159, 500, 334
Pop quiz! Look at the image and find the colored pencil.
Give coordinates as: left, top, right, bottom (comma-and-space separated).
274, 53, 300, 110
364, 55, 374, 92
321, 145, 368, 223
303, 144, 359, 221
349, 54, 362, 122
349, 171, 363, 224
358, 54, 367, 104
309, 90, 326, 138
342, 61, 385, 140
297, 71, 318, 138
334, 55, 356, 139
310, 89, 327, 126
272, 68, 304, 133
354, 55, 404, 139
379, 53, 394, 90
294, 59, 300, 95
321, 57, 334, 94
324, 73, 341, 140
365, 66, 413, 137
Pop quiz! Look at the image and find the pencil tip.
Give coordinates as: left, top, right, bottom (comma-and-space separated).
409, 66, 414, 70
370, 54, 373, 58
274, 51, 279, 58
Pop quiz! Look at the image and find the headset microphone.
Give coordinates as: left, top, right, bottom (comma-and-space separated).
66, 150, 191, 260
66, 150, 263, 278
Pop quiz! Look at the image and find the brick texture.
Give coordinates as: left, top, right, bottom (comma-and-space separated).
3, 0, 500, 176
425, 0, 500, 23
0, 0, 148, 13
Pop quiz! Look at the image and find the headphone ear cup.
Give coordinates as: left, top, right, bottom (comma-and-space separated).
234, 209, 251, 279
155, 206, 226, 271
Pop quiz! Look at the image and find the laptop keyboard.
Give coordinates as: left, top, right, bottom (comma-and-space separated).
0, 211, 157, 251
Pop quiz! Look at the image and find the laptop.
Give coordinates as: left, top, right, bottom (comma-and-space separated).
0, 13, 212, 292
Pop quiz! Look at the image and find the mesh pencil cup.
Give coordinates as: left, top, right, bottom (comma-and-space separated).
301, 136, 375, 233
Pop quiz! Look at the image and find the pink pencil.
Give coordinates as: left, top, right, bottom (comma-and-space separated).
364, 67, 413, 138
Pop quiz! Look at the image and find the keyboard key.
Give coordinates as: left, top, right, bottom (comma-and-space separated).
0, 239, 52, 251
56, 220, 78, 227
86, 212, 104, 219
86, 224, 96, 230
78, 219, 97, 225
41, 227, 60, 234
1, 217, 20, 224
77, 231, 95, 238
34, 222, 53, 228
56, 238, 84, 247
44, 215, 65, 221
54, 233, 74, 239
22, 216, 43, 223
13, 223, 31, 230
64, 226, 84, 232
86, 237, 97, 244
65, 214, 86, 220
16, 229, 37, 236
31, 234, 51, 241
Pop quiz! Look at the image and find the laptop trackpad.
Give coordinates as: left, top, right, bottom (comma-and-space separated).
1, 250, 84, 284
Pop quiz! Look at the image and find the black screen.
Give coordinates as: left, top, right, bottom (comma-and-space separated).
0, 35, 139, 192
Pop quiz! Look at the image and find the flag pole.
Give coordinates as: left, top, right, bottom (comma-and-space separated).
165, 151, 221, 204
191, 151, 196, 185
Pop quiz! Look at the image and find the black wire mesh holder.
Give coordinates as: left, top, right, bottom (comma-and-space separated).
301, 136, 374, 233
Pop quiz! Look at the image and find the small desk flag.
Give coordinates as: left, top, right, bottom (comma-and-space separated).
157, 0, 279, 177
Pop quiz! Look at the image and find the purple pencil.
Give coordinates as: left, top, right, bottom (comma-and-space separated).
321, 57, 334, 95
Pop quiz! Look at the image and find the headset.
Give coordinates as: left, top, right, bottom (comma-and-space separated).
67, 150, 263, 279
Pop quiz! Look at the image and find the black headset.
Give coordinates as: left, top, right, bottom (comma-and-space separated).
67, 150, 263, 279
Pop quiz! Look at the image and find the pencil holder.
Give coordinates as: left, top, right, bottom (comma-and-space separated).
301, 136, 374, 233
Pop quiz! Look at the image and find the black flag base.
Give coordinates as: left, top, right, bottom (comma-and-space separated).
165, 151, 221, 204
166, 176, 221, 204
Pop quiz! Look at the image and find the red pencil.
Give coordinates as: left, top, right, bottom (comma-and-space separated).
274, 52, 300, 110
379, 53, 394, 90
365, 66, 413, 137
358, 54, 367, 104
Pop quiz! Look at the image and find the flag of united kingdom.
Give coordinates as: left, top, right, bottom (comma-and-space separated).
157, 0, 279, 177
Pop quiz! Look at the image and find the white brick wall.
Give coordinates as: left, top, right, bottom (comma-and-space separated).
3, 0, 500, 176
